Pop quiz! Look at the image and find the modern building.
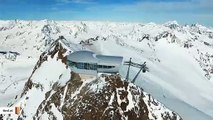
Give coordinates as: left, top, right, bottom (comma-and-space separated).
67, 50, 123, 75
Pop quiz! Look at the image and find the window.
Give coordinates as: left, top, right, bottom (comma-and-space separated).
84, 63, 89, 69
74, 62, 97, 70
98, 65, 103, 68
76, 63, 84, 69
103, 65, 108, 69
109, 66, 115, 69
68, 61, 76, 67
98, 65, 115, 69
87, 63, 97, 70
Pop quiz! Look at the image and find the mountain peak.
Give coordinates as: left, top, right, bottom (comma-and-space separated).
32, 72, 182, 120
20, 36, 73, 97
164, 21, 180, 29
2, 35, 182, 119
1, 21, 213, 120
164, 21, 179, 25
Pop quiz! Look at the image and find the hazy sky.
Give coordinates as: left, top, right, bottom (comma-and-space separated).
0, 0, 212, 26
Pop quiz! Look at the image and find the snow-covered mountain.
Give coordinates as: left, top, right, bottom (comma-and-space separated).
1, 39, 182, 120
0, 20, 213, 120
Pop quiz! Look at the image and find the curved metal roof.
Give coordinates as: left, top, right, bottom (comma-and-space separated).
96, 55, 123, 66
67, 50, 98, 63
67, 50, 123, 65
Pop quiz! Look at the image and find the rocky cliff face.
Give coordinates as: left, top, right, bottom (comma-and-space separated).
1, 37, 182, 120
34, 72, 182, 120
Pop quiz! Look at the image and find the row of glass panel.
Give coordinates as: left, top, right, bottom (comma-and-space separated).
68, 61, 115, 70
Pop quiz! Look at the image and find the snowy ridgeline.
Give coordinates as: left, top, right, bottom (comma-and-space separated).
0, 20, 213, 120
0, 20, 212, 79
1, 40, 182, 120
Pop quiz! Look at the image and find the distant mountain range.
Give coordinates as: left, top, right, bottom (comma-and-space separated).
0, 20, 213, 120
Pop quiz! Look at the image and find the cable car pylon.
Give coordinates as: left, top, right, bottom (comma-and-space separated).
124, 58, 148, 83
132, 62, 146, 83
125, 58, 132, 81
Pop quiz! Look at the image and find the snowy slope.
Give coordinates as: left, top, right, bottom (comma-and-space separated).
0, 20, 213, 120
1, 38, 182, 120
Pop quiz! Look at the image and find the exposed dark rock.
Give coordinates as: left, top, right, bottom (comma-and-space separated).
21, 36, 68, 97
204, 42, 211, 46
138, 34, 150, 42
80, 36, 100, 46
184, 41, 193, 48
33, 72, 181, 120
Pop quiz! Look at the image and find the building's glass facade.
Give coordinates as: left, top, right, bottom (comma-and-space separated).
68, 61, 115, 70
